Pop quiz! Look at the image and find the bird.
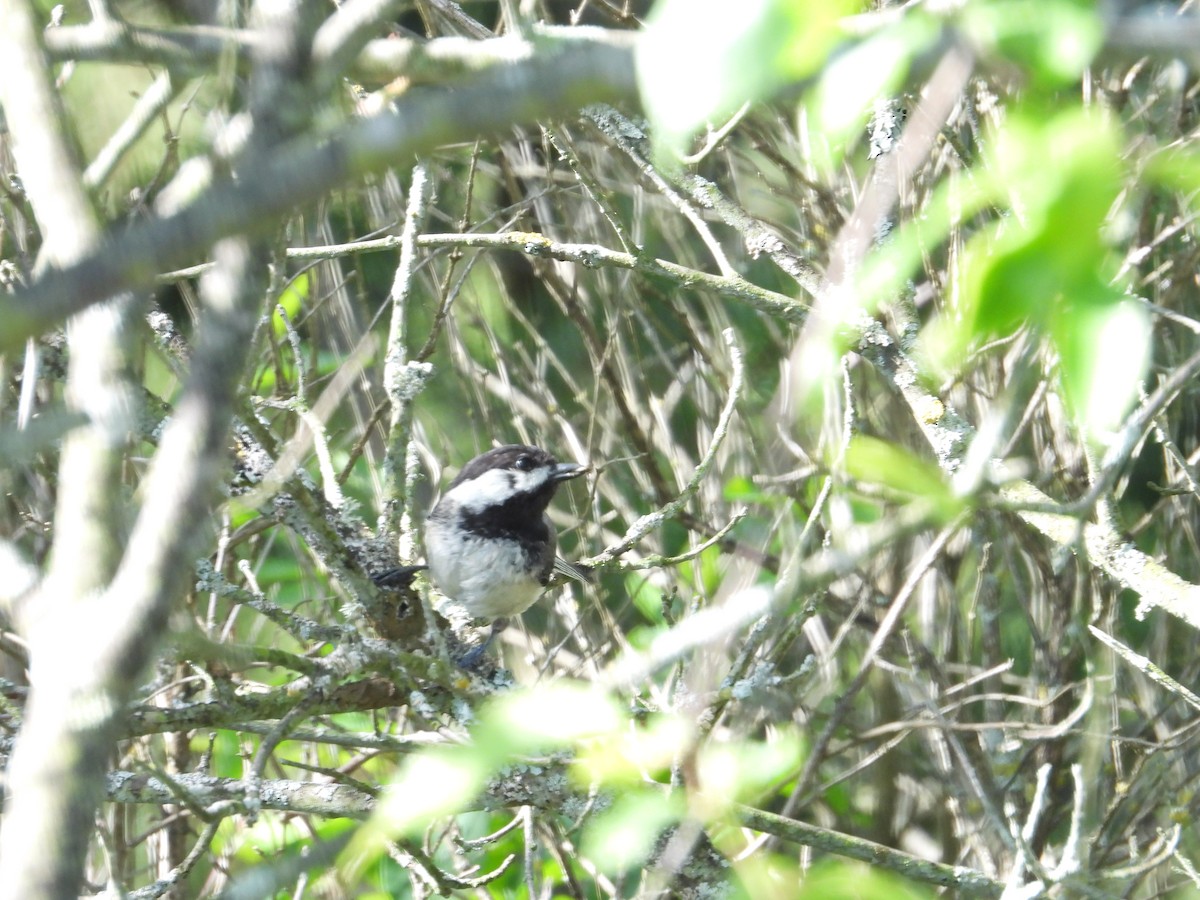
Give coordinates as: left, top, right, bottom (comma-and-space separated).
375, 444, 590, 661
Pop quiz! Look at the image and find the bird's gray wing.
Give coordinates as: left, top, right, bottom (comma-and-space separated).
553, 557, 594, 584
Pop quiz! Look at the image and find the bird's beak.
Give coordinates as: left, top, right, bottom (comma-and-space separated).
551, 462, 587, 482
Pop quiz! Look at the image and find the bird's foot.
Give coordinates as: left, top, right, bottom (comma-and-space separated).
454, 617, 508, 669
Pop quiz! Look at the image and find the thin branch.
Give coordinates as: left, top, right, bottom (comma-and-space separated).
1089, 625, 1200, 712
124, 675, 407, 737
735, 803, 1003, 898
311, 0, 406, 90
105, 770, 377, 820
159, 230, 806, 322
383, 163, 435, 536
83, 69, 181, 190
124, 821, 221, 900
42, 23, 637, 87
0, 0, 136, 894
1003, 480, 1200, 629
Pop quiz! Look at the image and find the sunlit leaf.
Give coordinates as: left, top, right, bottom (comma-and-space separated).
580, 790, 685, 872
947, 109, 1122, 324
921, 108, 1147, 436
273, 272, 309, 338
627, 570, 667, 624
843, 435, 956, 509
638, 0, 860, 158
961, 0, 1103, 86
477, 681, 626, 757
803, 13, 937, 171
341, 747, 488, 878
695, 728, 803, 812
1052, 294, 1150, 437
797, 860, 935, 899
576, 713, 692, 785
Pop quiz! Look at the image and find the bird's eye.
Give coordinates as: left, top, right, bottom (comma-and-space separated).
514, 455, 534, 471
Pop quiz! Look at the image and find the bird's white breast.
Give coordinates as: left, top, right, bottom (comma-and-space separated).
424, 526, 544, 619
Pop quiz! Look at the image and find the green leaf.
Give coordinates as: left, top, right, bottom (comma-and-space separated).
696, 729, 803, 805
843, 436, 955, 506
341, 746, 489, 878
272, 272, 309, 338
477, 681, 625, 757
1147, 144, 1200, 199
724, 474, 771, 504
961, 0, 1102, 87
921, 108, 1148, 435
581, 790, 685, 872
1051, 293, 1150, 436
978, 109, 1123, 297
210, 729, 244, 779
576, 713, 691, 786
638, 0, 860, 158
803, 13, 938, 171
797, 860, 936, 899
688, 542, 724, 595
627, 570, 667, 624
966, 232, 1056, 336
233, 815, 312, 862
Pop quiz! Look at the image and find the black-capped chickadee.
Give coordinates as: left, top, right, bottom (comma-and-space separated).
376, 444, 590, 659
425, 444, 590, 620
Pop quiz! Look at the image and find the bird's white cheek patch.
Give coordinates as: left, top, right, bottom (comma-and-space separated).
449, 469, 512, 512
449, 467, 551, 513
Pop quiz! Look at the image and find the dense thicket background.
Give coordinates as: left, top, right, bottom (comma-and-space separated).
3, 0, 1200, 897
